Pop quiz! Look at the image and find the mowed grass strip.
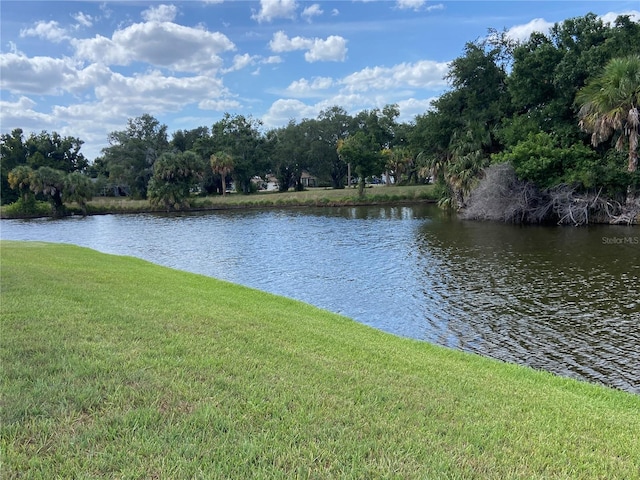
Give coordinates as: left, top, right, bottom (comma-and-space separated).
1, 241, 639, 479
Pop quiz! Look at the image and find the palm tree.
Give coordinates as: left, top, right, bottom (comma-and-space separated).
576, 55, 640, 204
210, 151, 235, 196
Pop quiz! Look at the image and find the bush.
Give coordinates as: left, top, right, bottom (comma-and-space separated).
1, 197, 51, 218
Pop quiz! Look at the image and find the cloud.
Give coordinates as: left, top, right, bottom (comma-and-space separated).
396, 0, 426, 10
396, 97, 437, 122
396, 1, 444, 12
141, 4, 178, 23
20, 20, 69, 43
263, 55, 283, 64
301, 4, 323, 22
224, 53, 258, 72
600, 10, 640, 25
198, 98, 242, 110
505, 18, 554, 42
252, 0, 298, 23
305, 36, 347, 62
270, 31, 310, 52
72, 12, 94, 28
0, 53, 78, 94
504, 11, 638, 44
261, 98, 317, 127
341, 60, 448, 92
270, 31, 347, 62
0, 96, 54, 131
285, 76, 334, 97
93, 70, 228, 111
72, 21, 235, 73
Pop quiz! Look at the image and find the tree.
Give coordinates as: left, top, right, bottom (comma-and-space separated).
492, 132, 600, 189
99, 114, 169, 198
382, 146, 413, 185
311, 106, 353, 188
337, 131, 383, 198
29, 167, 66, 217
24, 131, 87, 173
7, 165, 33, 201
1, 129, 27, 204
210, 151, 235, 196
148, 151, 206, 211
576, 55, 640, 203
269, 120, 313, 192
211, 114, 265, 194
64, 172, 94, 216
171, 126, 209, 153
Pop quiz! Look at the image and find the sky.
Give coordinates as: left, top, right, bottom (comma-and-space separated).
1, 1, 639, 161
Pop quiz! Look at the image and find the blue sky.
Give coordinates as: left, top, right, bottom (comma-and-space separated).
1, 1, 638, 161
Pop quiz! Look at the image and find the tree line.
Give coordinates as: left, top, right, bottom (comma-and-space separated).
2, 13, 639, 222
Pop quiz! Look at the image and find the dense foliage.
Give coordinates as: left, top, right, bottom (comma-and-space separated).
2, 13, 638, 220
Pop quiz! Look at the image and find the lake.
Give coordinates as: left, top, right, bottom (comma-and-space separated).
2, 204, 639, 394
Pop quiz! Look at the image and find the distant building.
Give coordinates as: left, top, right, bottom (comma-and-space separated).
301, 171, 317, 188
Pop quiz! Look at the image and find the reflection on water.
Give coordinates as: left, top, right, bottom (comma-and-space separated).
1, 205, 638, 393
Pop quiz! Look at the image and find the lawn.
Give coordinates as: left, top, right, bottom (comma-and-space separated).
86, 184, 437, 214
1, 241, 639, 479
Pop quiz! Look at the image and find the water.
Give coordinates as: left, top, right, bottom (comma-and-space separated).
2, 204, 639, 393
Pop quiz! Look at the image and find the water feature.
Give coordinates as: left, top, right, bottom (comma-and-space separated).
2, 204, 638, 393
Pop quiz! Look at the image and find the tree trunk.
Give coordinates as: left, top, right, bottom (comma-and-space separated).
358, 178, 365, 198
626, 134, 638, 205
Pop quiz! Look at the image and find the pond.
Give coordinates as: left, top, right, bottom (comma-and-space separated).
2, 204, 639, 394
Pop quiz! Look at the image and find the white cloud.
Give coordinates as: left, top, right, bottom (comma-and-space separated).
269, 31, 311, 52
199, 98, 242, 110
141, 4, 178, 23
396, 0, 426, 11
0, 53, 78, 94
305, 36, 347, 62
20, 20, 69, 43
396, 97, 437, 122
600, 10, 640, 25
505, 11, 639, 44
261, 98, 317, 127
331, 9, 339, 16
72, 12, 94, 28
505, 18, 554, 42
252, 0, 297, 23
0, 96, 52, 126
301, 4, 323, 22
426, 4, 445, 12
263, 55, 283, 64
72, 21, 235, 73
285, 76, 334, 96
270, 31, 347, 62
342, 60, 448, 92
93, 70, 228, 110
224, 53, 258, 72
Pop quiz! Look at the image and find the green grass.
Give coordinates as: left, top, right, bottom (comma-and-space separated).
1, 241, 639, 479
91, 184, 436, 212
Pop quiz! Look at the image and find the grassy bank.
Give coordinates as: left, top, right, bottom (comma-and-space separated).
0, 185, 436, 218
1, 241, 639, 479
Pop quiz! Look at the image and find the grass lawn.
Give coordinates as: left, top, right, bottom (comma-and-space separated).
1, 241, 639, 479
84, 184, 436, 214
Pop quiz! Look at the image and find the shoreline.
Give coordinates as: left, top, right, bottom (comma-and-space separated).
0, 185, 438, 220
